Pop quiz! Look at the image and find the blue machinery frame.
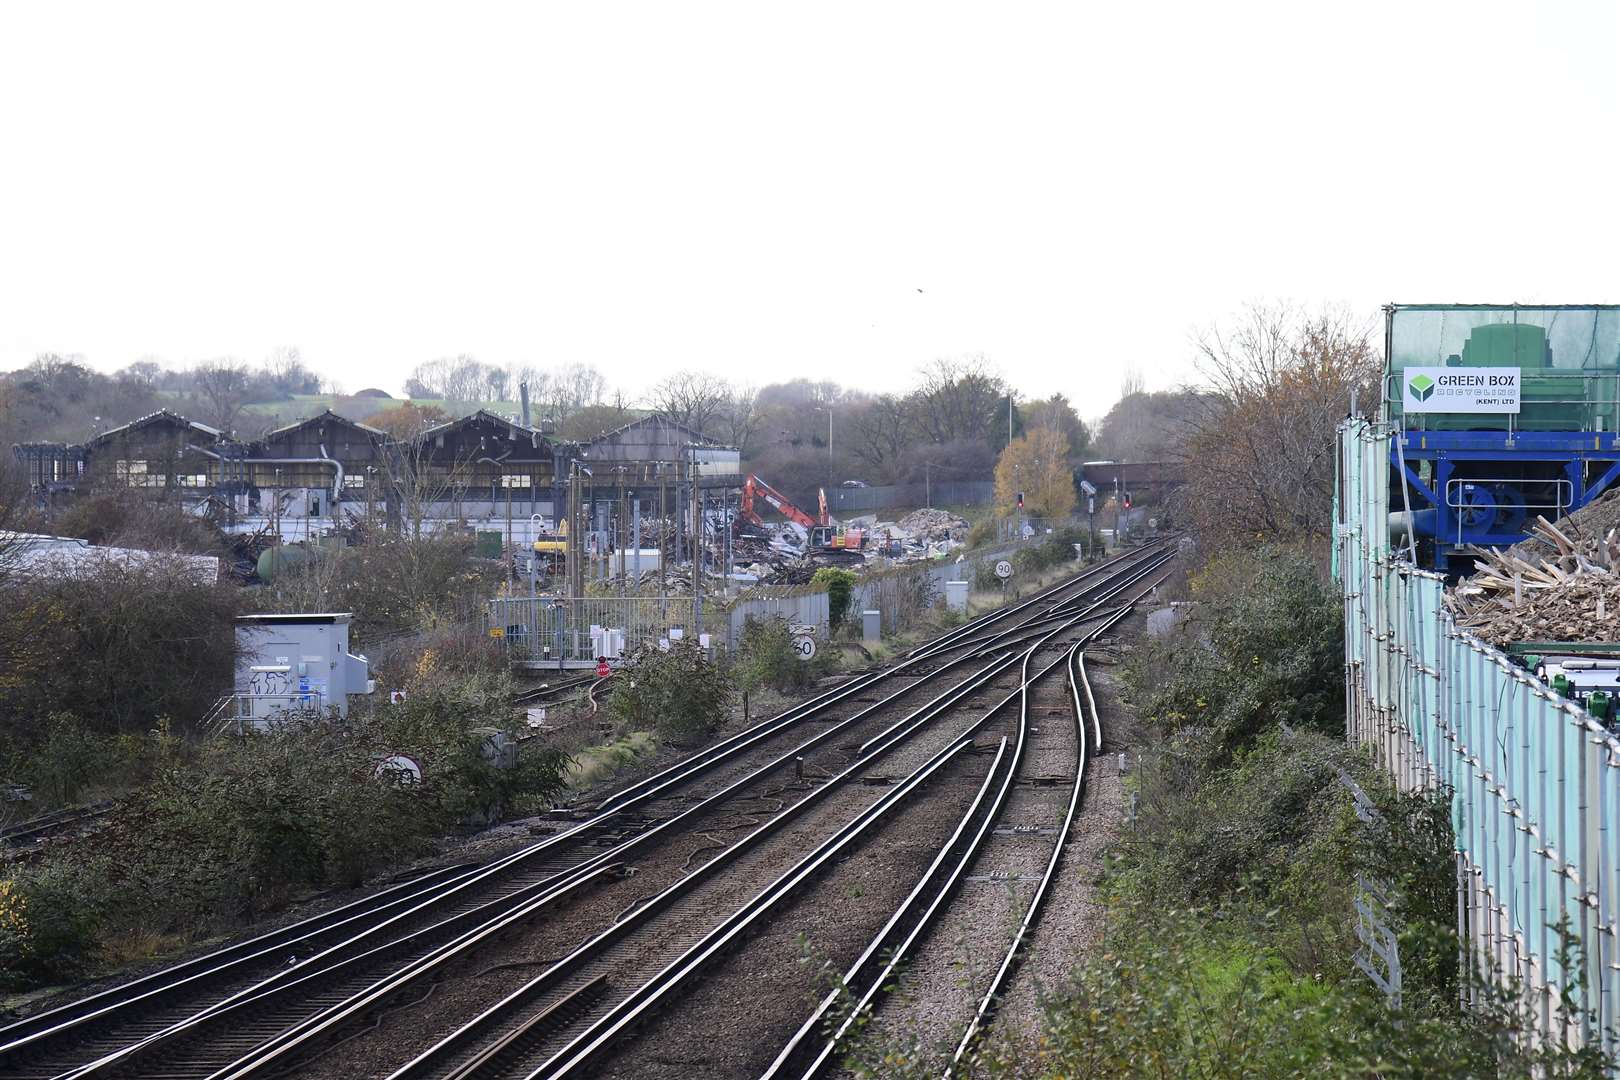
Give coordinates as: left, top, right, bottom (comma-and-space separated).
1392, 428, 1620, 570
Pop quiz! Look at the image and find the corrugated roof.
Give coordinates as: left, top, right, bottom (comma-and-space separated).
418, 408, 546, 447
85, 409, 221, 446
586, 413, 724, 448
261, 409, 388, 442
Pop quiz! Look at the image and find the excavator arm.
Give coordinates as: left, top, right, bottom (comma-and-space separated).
740, 474, 819, 530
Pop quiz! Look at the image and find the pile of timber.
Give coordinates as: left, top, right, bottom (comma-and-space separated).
1448, 515, 1620, 647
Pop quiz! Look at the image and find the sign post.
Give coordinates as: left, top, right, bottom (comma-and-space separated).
994, 559, 1013, 599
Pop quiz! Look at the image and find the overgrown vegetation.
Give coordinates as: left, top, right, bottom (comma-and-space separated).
841, 546, 1610, 1078
735, 615, 834, 694
0, 634, 571, 991
812, 567, 857, 629
253, 534, 499, 641
0, 556, 242, 738
607, 639, 735, 745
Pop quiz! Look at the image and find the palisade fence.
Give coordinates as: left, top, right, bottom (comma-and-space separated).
823, 480, 994, 514
487, 538, 1042, 664
1338, 416, 1620, 1054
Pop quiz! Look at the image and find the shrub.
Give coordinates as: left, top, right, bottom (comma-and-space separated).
973, 561, 1004, 591
736, 615, 831, 694
0, 557, 242, 736
967, 516, 999, 548
254, 535, 498, 640
813, 567, 857, 628
608, 640, 734, 745
364, 648, 570, 824
0, 861, 110, 987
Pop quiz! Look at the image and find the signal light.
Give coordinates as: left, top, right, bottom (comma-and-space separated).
1122, 493, 1132, 510
1016, 491, 1024, 509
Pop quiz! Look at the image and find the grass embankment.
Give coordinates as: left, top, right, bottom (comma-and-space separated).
845, 547, 1610, 1079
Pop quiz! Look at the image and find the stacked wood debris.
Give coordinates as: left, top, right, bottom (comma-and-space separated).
1448, 515, 1620, 647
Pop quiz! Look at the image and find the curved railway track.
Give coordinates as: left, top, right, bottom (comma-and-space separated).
0, 542, 1174, 1080
385, 547, 1173, 1080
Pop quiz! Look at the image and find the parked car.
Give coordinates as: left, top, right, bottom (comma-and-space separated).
840, 479, 870, 488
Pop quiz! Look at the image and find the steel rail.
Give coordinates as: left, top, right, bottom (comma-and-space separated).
210, 645, 1042, 1080
945, 609, 1136, 1074
8, 548, 1168, 1080
760, 640, 1081, 1079
763, 561, 1173, 1078
520, 737, 987, 1080
523, 554, 1177, 1080
54, 652, 1010, 1080
378, 572, 1154, 1080
907, 543, 1167, 662
0, 861, 479, 1063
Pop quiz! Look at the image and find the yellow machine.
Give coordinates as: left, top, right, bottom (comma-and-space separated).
532, 518, 568, 558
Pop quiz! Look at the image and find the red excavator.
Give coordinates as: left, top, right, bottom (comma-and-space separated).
738, 474, 865, 563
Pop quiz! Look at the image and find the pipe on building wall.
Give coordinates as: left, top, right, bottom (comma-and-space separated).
189, 445, 343, 506
318, 444, 344, 504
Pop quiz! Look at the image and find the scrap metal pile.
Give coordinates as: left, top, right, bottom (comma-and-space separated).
1450, 509, 1620, 647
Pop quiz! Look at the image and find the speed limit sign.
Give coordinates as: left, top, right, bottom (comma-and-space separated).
792, 635, 817, 661
994, 560, 1014, 580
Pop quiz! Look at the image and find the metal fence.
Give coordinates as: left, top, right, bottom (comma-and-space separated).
489, 537, 1039, 663
1338, 416, 1620, 1052
824, 480, 994, 514
488, 596, 718, 666
727, 588, 830, 646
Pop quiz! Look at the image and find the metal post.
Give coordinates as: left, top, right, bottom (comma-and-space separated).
692, 463, 702, 633
632, 497, 642, 588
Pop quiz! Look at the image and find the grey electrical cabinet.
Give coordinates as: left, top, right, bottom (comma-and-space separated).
234, 612, 375, 723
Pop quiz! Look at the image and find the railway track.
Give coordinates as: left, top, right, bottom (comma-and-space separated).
0, 801, 116, 857
382, 547, 1174, 1080
0, 543, 1173, 1080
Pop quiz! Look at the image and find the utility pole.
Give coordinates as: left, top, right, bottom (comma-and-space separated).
616, 466, 627, 597
691, 461, 702, 634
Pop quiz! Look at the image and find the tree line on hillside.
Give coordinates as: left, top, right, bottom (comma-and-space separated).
2, 302, 1375, 536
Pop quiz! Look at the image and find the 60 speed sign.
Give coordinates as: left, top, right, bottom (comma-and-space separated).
792, 635, 817, 661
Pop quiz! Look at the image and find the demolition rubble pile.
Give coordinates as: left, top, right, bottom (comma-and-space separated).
1449, 514, 1620, 648
895, 508, 971, 544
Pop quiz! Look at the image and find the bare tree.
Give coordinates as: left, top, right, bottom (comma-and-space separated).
649, 370, 730, 437
192, 359, 252, 433
381, 431, 479, 541
905, 355, 1009, 446
845, 393, 912, 478
1119, 366, 1146, 400
117, 358, 165, 389
262, 346, 320, 395
1182, 302, 1378, 542
404, 354, 492, 402
717, 385, 760, 451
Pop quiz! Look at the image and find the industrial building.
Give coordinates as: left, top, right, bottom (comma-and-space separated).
11, 404, 742, 550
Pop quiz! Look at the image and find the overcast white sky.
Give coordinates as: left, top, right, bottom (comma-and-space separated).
1, 2, 1616, 411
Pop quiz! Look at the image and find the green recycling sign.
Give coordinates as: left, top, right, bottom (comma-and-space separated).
1403, 366, 1520, 414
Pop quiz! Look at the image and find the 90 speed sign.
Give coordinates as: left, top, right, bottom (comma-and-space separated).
994, 560, 1014, 580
